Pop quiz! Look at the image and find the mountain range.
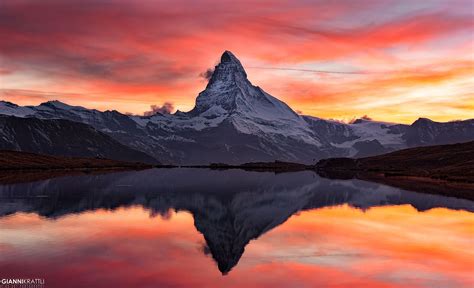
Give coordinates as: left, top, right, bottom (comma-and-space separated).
0, 115, 158, 164
1, 51, 473, 164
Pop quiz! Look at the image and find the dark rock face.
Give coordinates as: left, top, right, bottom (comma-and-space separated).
0, 116, 159, 164
403, 118, 474, 147
353, 139, 390, 157
303, 116, 358, 144
5, 101, 171, 164
190, 51, 249, 116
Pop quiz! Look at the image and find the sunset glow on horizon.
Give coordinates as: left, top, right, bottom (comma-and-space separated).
0, 0, 473, 124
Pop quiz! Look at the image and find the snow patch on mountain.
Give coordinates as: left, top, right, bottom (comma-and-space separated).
333, 119, 404, 148
132, 113, 228, 131
0, 101, 35, 117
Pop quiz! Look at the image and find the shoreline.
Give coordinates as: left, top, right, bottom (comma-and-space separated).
1, 164, 473, 200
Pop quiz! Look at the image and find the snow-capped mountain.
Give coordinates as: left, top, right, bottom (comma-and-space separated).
187, 51, 317, 146
1, 51, 473, 164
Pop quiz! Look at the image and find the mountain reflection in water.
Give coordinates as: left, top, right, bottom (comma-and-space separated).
0, 168, 473, 287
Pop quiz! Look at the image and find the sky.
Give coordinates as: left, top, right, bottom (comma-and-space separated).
0, 0, 473, 124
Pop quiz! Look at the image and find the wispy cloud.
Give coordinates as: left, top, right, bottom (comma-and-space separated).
0, 0, 472, 122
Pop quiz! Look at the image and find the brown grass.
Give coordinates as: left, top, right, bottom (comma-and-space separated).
0, 150, 152, 170
317, 141, 474, 183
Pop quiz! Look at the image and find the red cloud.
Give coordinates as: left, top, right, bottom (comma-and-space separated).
0, 0, 472, 121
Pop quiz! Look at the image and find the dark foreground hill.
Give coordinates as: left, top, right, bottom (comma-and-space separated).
316, 141, 474, 181
316, 141, 474, 199
0, 150, 152, 170
0, 150, 153, 184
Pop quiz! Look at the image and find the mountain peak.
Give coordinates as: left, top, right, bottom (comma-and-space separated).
412, 117, 435, 126
220, 50, 242, 65
41, 100, 69, 108
0, 100, 18, 107
206, 51, 247, 89
189, 51, 302, 123
39, 100, 87, 111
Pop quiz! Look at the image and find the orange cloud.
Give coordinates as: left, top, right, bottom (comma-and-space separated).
264, 58, 473, 123
0, 0, 472, 122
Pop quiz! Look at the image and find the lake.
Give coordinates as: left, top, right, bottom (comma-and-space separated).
0, 168, 473, 287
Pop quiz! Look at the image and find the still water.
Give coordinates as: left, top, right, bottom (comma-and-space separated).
0, 168, 473, 287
